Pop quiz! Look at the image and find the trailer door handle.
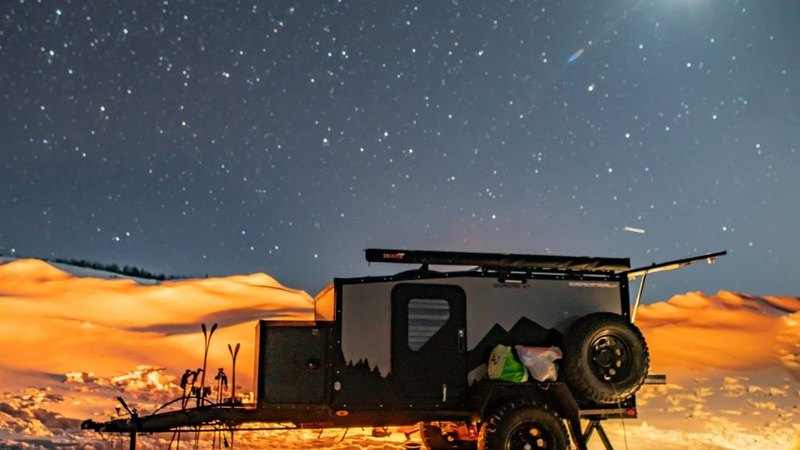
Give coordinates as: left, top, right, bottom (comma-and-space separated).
457, 328, 465, 353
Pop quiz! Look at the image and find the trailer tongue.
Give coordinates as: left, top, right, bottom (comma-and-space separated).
82, 249, 725, 450
83, 405, 257, 434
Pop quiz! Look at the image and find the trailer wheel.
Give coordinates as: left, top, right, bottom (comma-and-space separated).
420, 423, 477, 450
562, 312, 649, 404
477, 401, 569, 450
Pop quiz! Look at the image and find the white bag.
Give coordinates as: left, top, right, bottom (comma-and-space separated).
514, 345, 563, 382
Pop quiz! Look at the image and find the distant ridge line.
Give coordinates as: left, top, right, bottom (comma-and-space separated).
0, 252, 187, 281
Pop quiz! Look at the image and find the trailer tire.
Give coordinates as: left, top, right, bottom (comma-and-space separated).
562, 312, 649, 404
420, 423, 476, 450
477, 401, 569, 450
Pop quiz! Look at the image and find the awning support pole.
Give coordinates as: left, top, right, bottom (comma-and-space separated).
631, 272, 647, 323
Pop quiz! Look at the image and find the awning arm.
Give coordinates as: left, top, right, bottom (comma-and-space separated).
624, 250, 727, 324
622, 250, 727, 281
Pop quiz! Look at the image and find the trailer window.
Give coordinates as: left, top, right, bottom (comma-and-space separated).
407, 298, 450, 351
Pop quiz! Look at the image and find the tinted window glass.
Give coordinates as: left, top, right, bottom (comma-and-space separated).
408, 298, 450, 351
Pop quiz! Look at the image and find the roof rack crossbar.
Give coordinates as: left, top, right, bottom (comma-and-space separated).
365, 249, 630, 273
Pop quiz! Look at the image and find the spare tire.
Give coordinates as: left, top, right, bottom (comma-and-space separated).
562, 312, 649, 404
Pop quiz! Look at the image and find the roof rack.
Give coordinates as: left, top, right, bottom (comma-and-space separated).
365, 249, 630, 273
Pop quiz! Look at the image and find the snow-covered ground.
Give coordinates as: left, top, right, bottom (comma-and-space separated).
0, 258, 798, 449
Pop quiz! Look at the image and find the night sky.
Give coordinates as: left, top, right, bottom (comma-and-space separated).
1, 0, 798, 301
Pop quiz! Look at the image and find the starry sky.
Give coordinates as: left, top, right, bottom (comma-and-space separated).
1, 0, 798, 301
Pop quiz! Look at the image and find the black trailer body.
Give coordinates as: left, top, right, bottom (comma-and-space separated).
254, 250, 634, 414
329, 272, 628, 411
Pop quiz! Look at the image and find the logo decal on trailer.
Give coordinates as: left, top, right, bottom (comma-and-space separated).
568, 281, 618, 289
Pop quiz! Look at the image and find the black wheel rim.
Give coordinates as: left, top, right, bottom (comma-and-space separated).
589, 333, 632, 383
506, 422, 555, 449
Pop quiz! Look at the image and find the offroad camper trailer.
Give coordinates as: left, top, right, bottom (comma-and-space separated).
83, 248, 725, 450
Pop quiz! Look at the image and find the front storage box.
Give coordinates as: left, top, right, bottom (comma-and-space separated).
255, 321, 327, 406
